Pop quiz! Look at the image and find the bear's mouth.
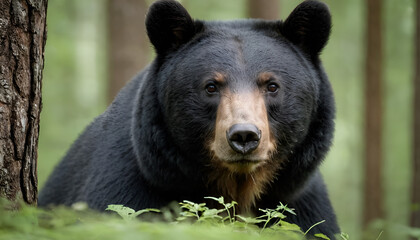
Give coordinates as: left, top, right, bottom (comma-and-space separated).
228, 159, 259, 165
223, 158, 263, 173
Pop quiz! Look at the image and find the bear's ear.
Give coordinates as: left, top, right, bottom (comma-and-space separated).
146, 0, 197, 56
281, 0, 331, 57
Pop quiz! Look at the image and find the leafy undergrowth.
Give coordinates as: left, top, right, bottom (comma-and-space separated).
0, 197, 348, 240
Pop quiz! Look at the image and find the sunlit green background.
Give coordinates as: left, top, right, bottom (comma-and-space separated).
38, 1, 415, 239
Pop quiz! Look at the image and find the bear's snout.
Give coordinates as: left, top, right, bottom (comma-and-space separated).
226, 123, 261, 154
209, 89, 276, 166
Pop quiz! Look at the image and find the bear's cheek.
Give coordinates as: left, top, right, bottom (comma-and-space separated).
208, 90, 277, 173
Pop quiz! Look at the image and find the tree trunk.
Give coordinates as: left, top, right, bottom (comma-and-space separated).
0, 0, 47, 205
411, 0, 420, 232
247, 0, 279, 20
363, 0, 384, 227
107, 0, 149, 103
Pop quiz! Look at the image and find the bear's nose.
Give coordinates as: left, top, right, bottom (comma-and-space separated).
226, 123, 261, 154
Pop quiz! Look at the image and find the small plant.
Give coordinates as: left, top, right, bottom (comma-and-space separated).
105, 198, 347, 240
204, 196, 237, 223
174, 197, 303, 234
257, 202, 297, 232
106, 204, 160, 221
176, 200, 224, 223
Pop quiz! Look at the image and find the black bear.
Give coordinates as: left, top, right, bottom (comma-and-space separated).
39, 0, 340, 238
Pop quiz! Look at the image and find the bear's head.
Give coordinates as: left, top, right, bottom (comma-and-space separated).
133, 0, 334, 211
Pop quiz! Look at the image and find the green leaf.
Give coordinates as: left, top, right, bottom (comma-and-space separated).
201, 209, 223, 219
277, 221, 303, 232
106, 204, 136, 220
131, 208, 160, 218
271, 211, 286, 219
205, 196, 225, 205
180, 211, 197, 217
236, 215, 267, 224
314, 233, 331, 240
340, 232, 350, 240
258, 208, 270, 214
276, 203, 296, 215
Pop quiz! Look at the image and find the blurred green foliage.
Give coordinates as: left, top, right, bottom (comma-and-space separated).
38, 1, 415, 240
0, 199, 332, 240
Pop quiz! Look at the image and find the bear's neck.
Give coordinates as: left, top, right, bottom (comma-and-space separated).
206, 161, 280, 214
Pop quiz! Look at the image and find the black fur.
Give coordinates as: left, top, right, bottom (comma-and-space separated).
39, 0, 339, 238
281, 0, 331, 58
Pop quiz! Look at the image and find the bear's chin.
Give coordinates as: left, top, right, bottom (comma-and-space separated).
206, 155, 281, 213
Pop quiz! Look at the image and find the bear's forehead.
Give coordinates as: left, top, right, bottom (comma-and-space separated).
181, 26, 302, 75
203, 21, 278, 46
186, 21, 297, 64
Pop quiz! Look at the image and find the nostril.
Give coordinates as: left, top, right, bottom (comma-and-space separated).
226, 124, 261, 154
230, 130, 259, 143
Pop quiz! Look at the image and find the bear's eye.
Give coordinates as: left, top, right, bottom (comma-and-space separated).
267, 83, 279, 93
205, 83, 218, 94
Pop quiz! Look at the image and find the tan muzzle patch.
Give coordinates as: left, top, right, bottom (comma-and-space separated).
210, 89, 276, 173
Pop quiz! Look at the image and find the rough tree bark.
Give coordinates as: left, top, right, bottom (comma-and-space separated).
411, 0, 420, 232
363, 0, 384, 227
107, 0, 149, 103
247, 0, 279, 20
0, 0, 47, 205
